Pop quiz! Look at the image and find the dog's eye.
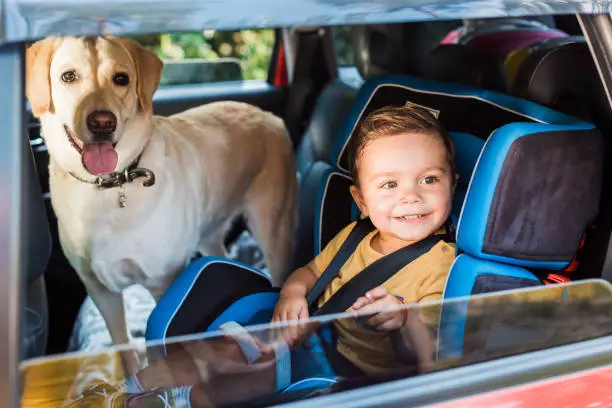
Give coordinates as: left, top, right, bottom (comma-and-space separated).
113, 72, 130, 87
61, 70, 78, 83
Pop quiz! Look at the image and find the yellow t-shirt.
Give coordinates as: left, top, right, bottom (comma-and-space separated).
312, 221, 455, 376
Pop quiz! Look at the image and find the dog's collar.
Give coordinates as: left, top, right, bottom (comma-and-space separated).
68, 155, 155, 189
68, 154, 156, 208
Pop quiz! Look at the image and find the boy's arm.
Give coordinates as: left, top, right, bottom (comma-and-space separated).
392, 259, 451, 372
391, 312, 437, 373
277, 220, 359, 305
272, 262, 319, 324
279, 262, 319, 299
279, 220, 358, 299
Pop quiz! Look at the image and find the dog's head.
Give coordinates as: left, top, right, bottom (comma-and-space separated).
26, 36, 163, 176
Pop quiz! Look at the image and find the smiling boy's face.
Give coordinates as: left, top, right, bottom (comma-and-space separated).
350, 131, 454, 253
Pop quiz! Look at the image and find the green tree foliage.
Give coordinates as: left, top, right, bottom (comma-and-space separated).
131, 29, 275, 81
332, 26, 355, 66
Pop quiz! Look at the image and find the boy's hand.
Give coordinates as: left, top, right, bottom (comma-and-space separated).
272, 292, 309, 322
271, 292, 311, 346
351, 286, 406, 331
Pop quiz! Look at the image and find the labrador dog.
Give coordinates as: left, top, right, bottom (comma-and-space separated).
26, 36, 297, 364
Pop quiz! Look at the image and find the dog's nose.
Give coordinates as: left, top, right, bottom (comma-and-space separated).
87, 111, 117, 135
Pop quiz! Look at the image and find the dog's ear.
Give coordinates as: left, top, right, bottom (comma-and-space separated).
26, 37, 58, 118
116, 38, 163, 113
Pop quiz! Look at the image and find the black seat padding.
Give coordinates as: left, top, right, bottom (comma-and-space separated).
295, 79, 358, 175
23, 133, 52, 286
23, 278, 48, 358
423, 44, 508, 92
351, 21, 462, 79
511, 39, 605, 122
21, 131, 52, 359
293, 161, 338, 270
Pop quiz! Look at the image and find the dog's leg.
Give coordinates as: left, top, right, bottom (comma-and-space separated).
198, 230, 229, 258
244, 172, 298, 286
82, 277, 142, 375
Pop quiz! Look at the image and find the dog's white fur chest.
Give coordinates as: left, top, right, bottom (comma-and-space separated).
50, 124, 209, 293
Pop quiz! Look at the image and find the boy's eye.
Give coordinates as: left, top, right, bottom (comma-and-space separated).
420, 176, 439, 185
380, 181, 398, 189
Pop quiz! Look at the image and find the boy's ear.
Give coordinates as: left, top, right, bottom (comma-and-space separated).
350, 185, 368, 217
452, 173, 460, 194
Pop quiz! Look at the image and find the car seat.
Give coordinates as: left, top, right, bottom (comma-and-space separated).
147, 73, 596, 365
438, 108, 602, 359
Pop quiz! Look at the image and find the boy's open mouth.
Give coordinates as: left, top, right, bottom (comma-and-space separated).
396, 214, 430, 222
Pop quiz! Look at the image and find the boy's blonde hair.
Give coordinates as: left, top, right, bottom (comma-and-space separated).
347, 105, 456, 184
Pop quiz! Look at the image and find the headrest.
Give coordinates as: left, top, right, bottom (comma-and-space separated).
352, 21, 461, 79
331, 74, 589, 173
327, 74, 592, 241
504, 36, 581, 87
295, 79, 358, 175
423, 44, 507, 92
511, 39, 606, 122
314, 168, 356, 254
457, 18, 568, 59
457, 123, 602, 270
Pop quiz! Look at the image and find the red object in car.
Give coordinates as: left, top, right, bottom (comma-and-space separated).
428, 364, 612, 407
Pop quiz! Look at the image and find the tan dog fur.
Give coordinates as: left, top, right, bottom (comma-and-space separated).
26, 36, 298, 360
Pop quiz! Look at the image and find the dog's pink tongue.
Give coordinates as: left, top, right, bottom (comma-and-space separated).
82, 142, 118, 175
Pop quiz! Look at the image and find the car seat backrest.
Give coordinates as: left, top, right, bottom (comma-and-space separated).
294, 73, 593, 268
21, 131, 52, 358
509, 38, 612, 282
295, 79, 358, 176
23, 133, 52, 285
439, 112, 602, 359
456, 123, 602, 267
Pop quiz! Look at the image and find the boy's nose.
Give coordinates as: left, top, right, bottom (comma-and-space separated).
400, 188, 421, 204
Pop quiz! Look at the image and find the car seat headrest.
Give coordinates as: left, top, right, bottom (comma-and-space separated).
503, 36, 580, 88
352, 21, 460, 79
511, 40, 606, 122
457, 123, 603, 270
423, 44, 507, 92
330, 74, 589, 173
